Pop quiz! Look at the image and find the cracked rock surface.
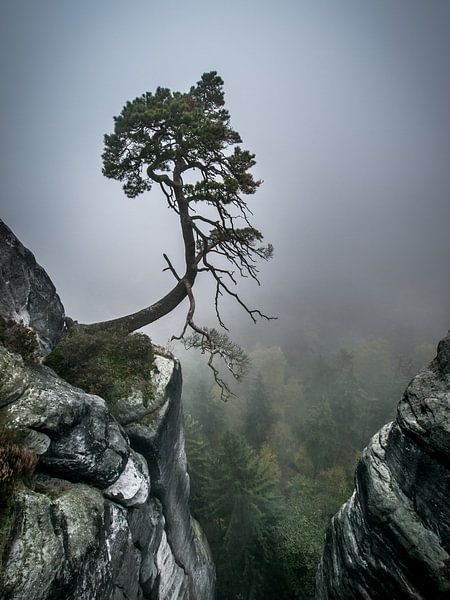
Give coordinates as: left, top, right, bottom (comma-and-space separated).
316, 333, 450, 600
0, 220, 214, 599
0, 219, 65, 354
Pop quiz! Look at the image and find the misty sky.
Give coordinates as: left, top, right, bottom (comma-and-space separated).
1, 0, 449, 355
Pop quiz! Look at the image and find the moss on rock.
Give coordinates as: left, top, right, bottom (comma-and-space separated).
44, 326, 156, 416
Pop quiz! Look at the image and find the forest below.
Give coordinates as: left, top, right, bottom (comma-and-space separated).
181, 336, 435, 599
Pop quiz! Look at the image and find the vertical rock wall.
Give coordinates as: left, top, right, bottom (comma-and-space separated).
316, 333, 450, 599
0, 220, 215, 599
0, 220, 65, 353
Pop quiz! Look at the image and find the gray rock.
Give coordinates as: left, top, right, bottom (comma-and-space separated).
103, 449, 150, 507
397, 340, 450, 458
137, 499, 189, 599
1, 489, 66, 600
1, 481, 134, 600
0, 346, 215, 599
127, 497, 163, 552
4, 358, 130, 488
0, 344, 215, 599
127, 357, 215, 600
17, 428, 51, 454
111, 354, 176, 425
0, 345, 29, 408
317, 333, 450, 600
0, 219, 65, 353
146, 527, 189, 599
0, 222, 215, 599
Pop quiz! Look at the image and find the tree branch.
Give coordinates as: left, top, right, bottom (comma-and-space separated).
147, 166, 176, 187
162, 253, 181, 281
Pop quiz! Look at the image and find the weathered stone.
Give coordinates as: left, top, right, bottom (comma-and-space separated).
4, 359, 130, 488
18, 428, 51, 454
397, 347, 450, 458
317, 333, 450, 600
127, 357, 215, 600
0, 345, 29, 408
143, 527, 189, 599
127, 497, 162, 552
124, 496, 190, 599
104, 449, 150, 507
1, 478, 146, 600
0, 222, 215, 599
1, 490, 66, 600
111, 354, 176, 426
1, 345, 215, 599
0, 219, 65, 353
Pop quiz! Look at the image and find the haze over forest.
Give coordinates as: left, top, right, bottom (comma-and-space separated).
1, 0, 449, 357
1, 3, 450, 598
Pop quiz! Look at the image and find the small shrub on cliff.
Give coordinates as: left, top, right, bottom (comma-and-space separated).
0, 427, 38, 566
0, 428, 38, 487
0, 317, 39, 363
44, 326, 155, 406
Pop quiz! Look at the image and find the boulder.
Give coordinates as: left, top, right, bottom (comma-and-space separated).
3, 354, 130, 488
104, 449, 150, 507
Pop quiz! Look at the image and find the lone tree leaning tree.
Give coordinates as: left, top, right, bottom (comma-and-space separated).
88, 72, 274, 397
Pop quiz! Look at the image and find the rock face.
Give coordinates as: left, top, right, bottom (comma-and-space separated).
316, 333, 450, 599
0, 222, 215, 599
0, 219, 65, 353
126, 355, 215, 599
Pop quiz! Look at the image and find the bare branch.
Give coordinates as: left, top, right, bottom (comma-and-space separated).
183, 326, 249, 401
205, 256, 276, 323
214, 284, 228, 331
162, 254, 181, 281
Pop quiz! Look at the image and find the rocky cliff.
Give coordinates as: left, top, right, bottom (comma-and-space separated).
316, 333, 450, 599
0, 219, 215, 600
0, 221, 65, 354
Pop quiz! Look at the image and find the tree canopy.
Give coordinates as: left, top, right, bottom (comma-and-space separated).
202, 431, 281, 599
90, 72, 273, 396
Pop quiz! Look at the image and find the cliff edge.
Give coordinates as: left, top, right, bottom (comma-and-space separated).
0, 219, 215, 600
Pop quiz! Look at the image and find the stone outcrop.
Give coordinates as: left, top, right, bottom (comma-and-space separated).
0, 219, 65, 353
0, 221, 215, 599
126, 356, 214, 599
316, 333, 450, 599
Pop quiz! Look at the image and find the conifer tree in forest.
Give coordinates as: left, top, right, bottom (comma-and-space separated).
205, 432, 281, 599
243, 373, 275, 449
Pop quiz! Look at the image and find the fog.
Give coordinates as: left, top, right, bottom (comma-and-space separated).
1, 0, 449, 356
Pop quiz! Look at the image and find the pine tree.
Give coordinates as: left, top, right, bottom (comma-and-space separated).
206, 431, 281, 599
83, 72, 274, 396
184, 413, 211, 519
243, 373, 275, 449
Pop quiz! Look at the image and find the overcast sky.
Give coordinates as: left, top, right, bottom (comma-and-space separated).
1, 0, 449, 355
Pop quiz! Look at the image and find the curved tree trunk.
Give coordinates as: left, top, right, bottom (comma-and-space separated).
82, 164, 198, 334
83, 276, 194, 334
